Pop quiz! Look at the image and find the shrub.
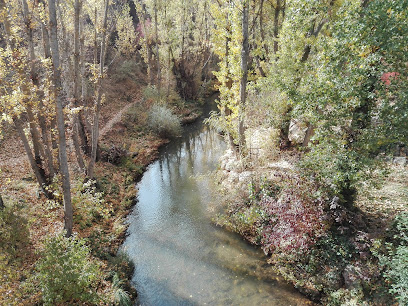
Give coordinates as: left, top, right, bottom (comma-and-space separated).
35, 234, 102, 305
112, 60, 139, 83
327, 288, 365, 306
143, 85, 165, 102
143, 84, 183, 104
108, 253, 135, 305
101, 145, 128, 165
148, 104, 181, 138
0, 206, 29, 303
0, 206, 29, 257
216, 204, 266, 244
72, 179, 112, 228
380, 213, 408, 304
111, 271, 134, 306
108, 252, 135, 281
124, 102, 149, 134
260, 175, 328, 257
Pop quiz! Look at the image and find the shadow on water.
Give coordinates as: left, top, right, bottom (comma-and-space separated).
121, 96, 312, 305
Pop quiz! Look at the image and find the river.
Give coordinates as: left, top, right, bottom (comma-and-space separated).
121, 99, 311, 305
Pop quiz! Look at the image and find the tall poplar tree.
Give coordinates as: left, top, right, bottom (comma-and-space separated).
48, 0, 73, 237
238, 0, 249, 153
87, 0, 110, 179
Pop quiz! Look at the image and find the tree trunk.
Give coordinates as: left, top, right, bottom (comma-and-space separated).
93, 7, 98, 67
40, 13, 52, 58
48, 0, 73, 238
238, 0, 249, 154
25, 107, 47, 170
38, 101, 56, 178
0, 194, 4, 210
302, 123, 315, 147
57, 1, 73, 97
87, 0, 109, 179
17, 1, 47, 167
154, 0, 161, 95
27, 0, 56, 178
280, 11, 326, 148
15, 119, 52, 198
136, 2, 153, 85
5, 0, 51, 184
80, 18, 92, 156
0, 0, 14, 46
273, 0, 281, 54
38, 1, 58, 172
72, 0, 85, 172
259, 0, 269, 55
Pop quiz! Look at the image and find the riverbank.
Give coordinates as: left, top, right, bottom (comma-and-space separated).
0, 61, 204, 304
212, 129, 408, 305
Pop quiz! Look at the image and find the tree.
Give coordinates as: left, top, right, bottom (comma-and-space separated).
136, 0, 213, 101
153, 0, 161, 94
48, 0, 73, 237
238, 0, 249, 154
0, 0, 54, 197
210, 0, 244, 146
87, 0, 110, 180
72, 0, 86, 173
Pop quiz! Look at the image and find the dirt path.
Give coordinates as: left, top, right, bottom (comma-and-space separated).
100, 101, 137, 138
0, 101, 137, 168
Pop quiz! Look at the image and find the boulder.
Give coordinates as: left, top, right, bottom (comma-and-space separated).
239, 171, 253, 183
393, 156, 407, 166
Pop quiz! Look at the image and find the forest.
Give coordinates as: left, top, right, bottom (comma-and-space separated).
0, 0, 407, 305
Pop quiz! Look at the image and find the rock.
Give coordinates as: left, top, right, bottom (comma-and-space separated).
219, 149, 235, 170
288, 119, 305, 144
227, 171, 239, 184
393, 156, 407, 166
181, 112, 200, 124
267, 160, 293, 170
220, 158, 227, 170
239, 171, 252, 183
225, 159, 240, 172
343, 264, 362, 289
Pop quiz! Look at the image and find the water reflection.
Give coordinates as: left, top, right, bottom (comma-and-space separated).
122, 105, 311, 305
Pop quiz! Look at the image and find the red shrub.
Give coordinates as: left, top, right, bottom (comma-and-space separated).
260, 177, 328, 256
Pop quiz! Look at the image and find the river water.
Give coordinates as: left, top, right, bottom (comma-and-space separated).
122, 100, 311, 305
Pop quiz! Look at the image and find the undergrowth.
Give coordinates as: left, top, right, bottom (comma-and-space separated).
34, 234, 103, 305
216, 164, 401, 304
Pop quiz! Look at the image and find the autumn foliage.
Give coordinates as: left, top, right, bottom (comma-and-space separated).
260, 176, 327, 256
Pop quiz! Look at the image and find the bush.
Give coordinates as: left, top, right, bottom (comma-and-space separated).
108, 252, 135, 305
0, 206, 30, 303
143, 85, 166, 102
72, 179, 112, 228
0, 206, 29, 257
327, 288, 365, 306
124, 102, 149, 134
260, 175, 328, 257
35, 234, 102, 305
101, 145, 128, 165
112, 60, 139, 83
381, 213, 408, 304
143, 84, 181, 104
148, 104, 181, 138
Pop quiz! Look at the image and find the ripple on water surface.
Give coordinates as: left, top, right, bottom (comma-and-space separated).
122, 116, 312, 305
